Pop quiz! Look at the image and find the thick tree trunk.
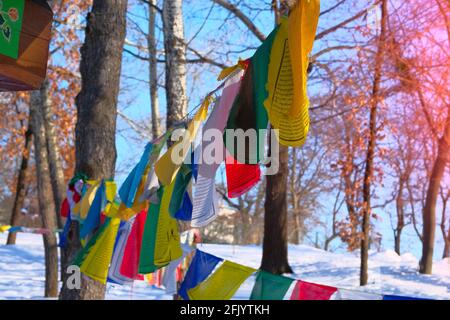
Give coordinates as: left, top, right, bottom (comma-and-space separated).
261, 0, 292, 276
261, 143, 293, 274
360, 0, 387, 286
148, 0, 161, 139
163, 0, 188, 130
420, 135, 450, 273
6, 122, 32, 245
59, 0, 128, 300
30, 91, 59, 298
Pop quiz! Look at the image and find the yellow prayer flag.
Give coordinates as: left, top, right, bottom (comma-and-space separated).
79, 180, 101, 220
154, 97, 211, 186
188, 260, 256, 300
217, 59, 247, 81
0, 225, 11, 233
289, 0, 320, 119
263, 0, 320, 147
79, 217, 121, 284
154, 177, 182, 266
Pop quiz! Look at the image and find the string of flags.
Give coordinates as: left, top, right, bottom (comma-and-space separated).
0, 1, 433, 300
179, 249, 431, 300
54, 1, 324, 290
0, 225, 57, 235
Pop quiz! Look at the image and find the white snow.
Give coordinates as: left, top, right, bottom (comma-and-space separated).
0, 233, 449, 300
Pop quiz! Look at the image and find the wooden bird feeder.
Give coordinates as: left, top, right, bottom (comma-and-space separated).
0, 0, 53, 92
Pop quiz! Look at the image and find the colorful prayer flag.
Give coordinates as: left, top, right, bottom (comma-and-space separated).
250, 270, 294, 300
178, 250, 223, 300
188, 260, 256, 300
290, 280, 337, 300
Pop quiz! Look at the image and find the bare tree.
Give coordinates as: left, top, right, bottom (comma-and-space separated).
30, 91, 59, 298
6, 117, 32, 245
360, 0, 388, 286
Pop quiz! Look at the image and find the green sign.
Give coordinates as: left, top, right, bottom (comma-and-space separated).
0, 0, 25, 59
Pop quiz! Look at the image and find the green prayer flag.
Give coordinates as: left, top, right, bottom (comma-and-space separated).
138, 187, 164, 274
169, 164, 192, 217
250, 270, 294, 300
0, 0, 25, 59
73, 217, 111, 267
224, 25, 279, 164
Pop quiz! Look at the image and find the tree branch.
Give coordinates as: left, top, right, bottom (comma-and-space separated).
211, 0, 266, 42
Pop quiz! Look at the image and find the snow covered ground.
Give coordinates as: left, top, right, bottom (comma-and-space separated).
0, 233, 449, 300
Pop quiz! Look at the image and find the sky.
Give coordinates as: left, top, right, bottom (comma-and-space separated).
108, 0, 446, 260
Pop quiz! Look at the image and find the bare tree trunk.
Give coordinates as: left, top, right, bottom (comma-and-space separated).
59, 0, 128, 300
261, 0, 293, 276
148, 0, 161, 138
262, 79, 291, 271
360, 0, 387, 286
30, 91, 59, 298
262, 142, 293, 274
163, 0, 187, 130
444, 227, 450, 259
394, 179, 405, 255
39, 78, 68, 280
6, 121, 32, 245
39, 79, 66, 229
420, 134, 450, 272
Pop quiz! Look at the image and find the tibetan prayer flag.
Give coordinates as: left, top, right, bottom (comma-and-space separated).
162, 243, 194, 295
174, 192, 193, 221
108, 220, 134, 285
80, 181, 105, 239
200, 70, 244, 178
264, 1, 320, 147
169, 164, 193, 217
290, 280, 337, 300
225, 154, 260, 198
120, 209, 147, 280
78, 217, 121, 284
155, 97, 211, 186
191, 174, 219, 228
250, 270, 294, 300
335, 289, 382, 300
119, 143, 153, 208
60, 198, 70, 218
73, 216, 116, 270
188, 260, 256, 300
153, 178, 183, 267
77, 180, 101, 222
336, 289, 383, 300
138, 188, 164, 274
141, 130, 174, 202
178, 250, 223, 300
0, 225, 11, 233
223, 26, 279, 164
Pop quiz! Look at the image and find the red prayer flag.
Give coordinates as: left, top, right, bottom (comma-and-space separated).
119, 209, 147, 280
290, 280, 337, 300
60, 198, 70, 218
225, 155, 261, 198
